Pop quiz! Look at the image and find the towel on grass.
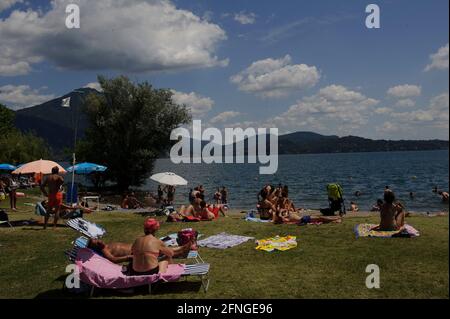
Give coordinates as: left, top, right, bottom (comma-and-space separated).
255, 235, 297, 252
197, 232, 254, 249
75, 248, 185, 289
244, 211, 271, 223
354, 224, 420, 238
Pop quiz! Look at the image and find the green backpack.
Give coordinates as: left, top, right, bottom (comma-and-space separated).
327, 183, 343, 201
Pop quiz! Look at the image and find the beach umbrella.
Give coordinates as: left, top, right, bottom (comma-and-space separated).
66, 162, 107, 174
150, 172, 188, 186
12, 159, 66, 175
0, 164, 17, 171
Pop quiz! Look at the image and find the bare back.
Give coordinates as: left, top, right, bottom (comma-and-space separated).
131, 235, 162, 272
379, 203, 402, 231
42, 174, 64, 195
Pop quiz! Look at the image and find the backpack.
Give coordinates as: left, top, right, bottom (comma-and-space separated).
177, 228, 198, 250
327, 183, 343, 201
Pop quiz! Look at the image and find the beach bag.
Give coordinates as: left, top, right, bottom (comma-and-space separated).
177, 228, 198, 250
327, 183, 343, 201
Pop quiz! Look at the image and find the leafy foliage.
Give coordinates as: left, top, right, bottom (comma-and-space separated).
0, 130, 50, 164
0, 103, 15, 136
77, 75, 191, 190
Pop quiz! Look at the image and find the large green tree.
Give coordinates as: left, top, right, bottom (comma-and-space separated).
0, 131, 50, 164
77, 75, 191, 191
0, 103, 15, 136
0, 103, 50, 163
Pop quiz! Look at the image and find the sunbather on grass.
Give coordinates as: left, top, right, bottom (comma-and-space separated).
273, 210, 342, 225
199, 200, 228, 220
121, 191, 144, 209
257, 186, 278, 220
179, 197, 203, 217
88, 238, 133, 264
128, 218, 192, 275
371, 190, 405, 231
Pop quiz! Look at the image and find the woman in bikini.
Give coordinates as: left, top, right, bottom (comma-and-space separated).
372, 190, 405, 231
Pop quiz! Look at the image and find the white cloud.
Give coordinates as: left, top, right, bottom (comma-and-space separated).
209, 111, 241, 124
374, 107, 393, 114
230, 55, 320, 98
0, 0, 228, 76
171, 90, 214, 118
262, 85, 379, 134
389, 92, 449, 129
387, 84, 422, 98
0, 0, 21, 12
83, 82, 103, 92
395, 98, 416, 108
425, 43, 449, 71
234, 11, 256, 25
0, 84, 55, 110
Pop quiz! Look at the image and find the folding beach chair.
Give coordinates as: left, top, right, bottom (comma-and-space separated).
65, 236, 204, 264
66, 183, 78, 206
66, 218, 106, 238
70, 248, 210, 297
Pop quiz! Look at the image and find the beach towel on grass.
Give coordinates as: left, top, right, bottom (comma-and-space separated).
255, 236, 297, 252
354, 224, 420, 238
244, 211, 271, 223
75, 248, 185, 289
197, 232, 254, 249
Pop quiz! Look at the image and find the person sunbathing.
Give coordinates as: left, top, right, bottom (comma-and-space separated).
350, 201, 359, 212
179, 197, 203, 217
121, 192, 144, 209
87, 238, 133, 264
370, 199, 383, 212
257, 187, 278, 220
199, 201, 228, 220
128, 218, 192, 275
372, 190, 405, 231
274, 210, 342, 225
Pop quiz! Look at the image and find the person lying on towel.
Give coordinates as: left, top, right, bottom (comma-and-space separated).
88, 238, 133, 264
273, 210, 342, 225
371, 190, 406, 231
127, 218, 192, 276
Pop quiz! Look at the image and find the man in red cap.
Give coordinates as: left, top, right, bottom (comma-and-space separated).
129, 218, 191, 276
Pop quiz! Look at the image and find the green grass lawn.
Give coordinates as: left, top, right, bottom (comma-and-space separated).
0, 190, 448, 299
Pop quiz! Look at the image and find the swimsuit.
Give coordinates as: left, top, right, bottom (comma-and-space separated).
48, 192, 63, 209
299, 215, 311, 225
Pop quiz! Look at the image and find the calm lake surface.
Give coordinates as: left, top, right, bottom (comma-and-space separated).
144, 150, 449, 212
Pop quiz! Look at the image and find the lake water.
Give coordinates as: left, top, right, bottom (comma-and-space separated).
144, 150, 449, 212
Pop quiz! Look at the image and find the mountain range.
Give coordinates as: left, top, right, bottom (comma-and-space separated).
13, 89, 449, 157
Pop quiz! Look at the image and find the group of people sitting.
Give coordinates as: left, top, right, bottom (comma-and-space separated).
121, 192, 145, 209
257, 184, 342, 225
87, 218, 193, 276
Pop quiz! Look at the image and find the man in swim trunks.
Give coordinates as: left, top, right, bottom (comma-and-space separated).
40, 166, 64, 229
129, 218, 192, 276
88, 238, 133, 264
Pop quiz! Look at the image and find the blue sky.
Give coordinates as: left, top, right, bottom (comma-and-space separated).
0, 0, 448, 139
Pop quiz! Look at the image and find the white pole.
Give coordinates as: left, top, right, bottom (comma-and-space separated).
70, 152, 76, 205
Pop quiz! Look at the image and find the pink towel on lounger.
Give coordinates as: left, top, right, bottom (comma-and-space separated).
75, 248, 185, 289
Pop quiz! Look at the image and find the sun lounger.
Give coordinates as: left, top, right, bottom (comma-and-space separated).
66, 218, 106, 238
66, 235, 204, 264
72, 248, 210, 296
